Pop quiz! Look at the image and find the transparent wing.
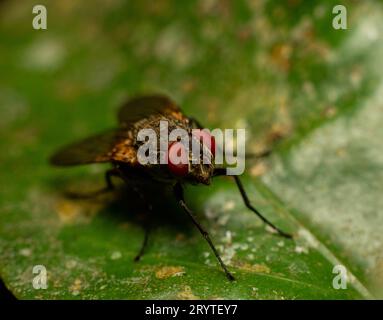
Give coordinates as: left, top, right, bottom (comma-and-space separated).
50, 129, 129, 166
118, 94, 183, 126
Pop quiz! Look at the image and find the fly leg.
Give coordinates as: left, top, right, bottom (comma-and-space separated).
123, 183, 151, 263
134, 226, 150, 262
65, 168, 119, 199
112, 168, 152, 262
213, 168, 292, 239
173, 183, 235, 281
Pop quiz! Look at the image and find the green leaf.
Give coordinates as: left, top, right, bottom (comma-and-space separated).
0, 0, 382, 299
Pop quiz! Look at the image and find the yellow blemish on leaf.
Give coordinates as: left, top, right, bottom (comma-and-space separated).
69, 278, 82, 296
177, 285, 199, 300
55, 199, 100, 224
155, 266, 185, 279
250, 161, 268, 177
234, 261, 271, 274
55, 200, 82, 223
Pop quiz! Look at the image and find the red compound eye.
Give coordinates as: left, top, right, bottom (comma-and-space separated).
167, 142, 189, 176
192, 130, 216, 157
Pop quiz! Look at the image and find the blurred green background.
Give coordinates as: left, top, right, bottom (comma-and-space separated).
1, 0, 383, 299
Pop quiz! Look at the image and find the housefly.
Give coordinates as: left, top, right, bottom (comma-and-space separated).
50, 94, 292, 281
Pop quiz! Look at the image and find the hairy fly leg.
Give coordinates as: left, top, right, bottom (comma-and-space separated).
173, 183, 235, 281
115, 167, 153, 262
213, 168, 292, 238
131, 186, 152, 262
133, 227, 150, 262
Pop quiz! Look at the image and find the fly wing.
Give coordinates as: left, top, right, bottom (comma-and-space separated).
50, 129, 136, 166
118, 94, 186, 126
